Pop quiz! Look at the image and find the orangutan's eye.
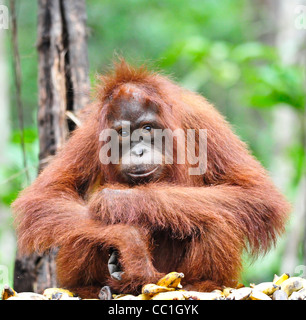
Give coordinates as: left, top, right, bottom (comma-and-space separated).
142, 125, 152, 133
118, 129, 129, 137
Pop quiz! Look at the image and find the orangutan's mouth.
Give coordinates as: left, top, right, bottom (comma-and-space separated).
126, 166, 159, 179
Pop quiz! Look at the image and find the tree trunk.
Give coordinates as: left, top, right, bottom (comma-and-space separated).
273, 1, 306, 275
13, 0, 89, 293
261, 0, 306, 275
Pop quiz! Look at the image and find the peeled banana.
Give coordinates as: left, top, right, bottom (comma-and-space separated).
252, 282, 280, 296
280, 277, 303, 296
183, 290, 224, 300
113, 293, 152, 300
226, 287, 252, 300
222, 287, 233, 297
289, 288, 306, 300
151, 291, 185, 300
43, 288, 75, 300
136, 293, 151, 300
272, 290, 288, 300
249, 290, 271, 300
113, 294, 139, 300
7, 292, 48, 300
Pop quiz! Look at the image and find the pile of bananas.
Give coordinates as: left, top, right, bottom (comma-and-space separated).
2, 271, 306, 300
112, 272, 306, 300
1, 286, 80, 300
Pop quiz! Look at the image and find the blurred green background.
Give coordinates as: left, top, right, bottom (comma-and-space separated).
0, 0, 305, 289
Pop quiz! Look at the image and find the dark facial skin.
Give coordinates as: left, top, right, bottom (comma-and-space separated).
107, 84, 165, 184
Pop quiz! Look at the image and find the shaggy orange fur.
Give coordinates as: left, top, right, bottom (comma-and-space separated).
12, 60, 290, 298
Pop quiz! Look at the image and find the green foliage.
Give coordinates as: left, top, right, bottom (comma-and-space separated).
0, 127, 39, 205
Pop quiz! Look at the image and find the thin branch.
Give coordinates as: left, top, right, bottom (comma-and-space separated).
10, 0, 30, 185
0, 167, 33, 185
65, 110, 82, 127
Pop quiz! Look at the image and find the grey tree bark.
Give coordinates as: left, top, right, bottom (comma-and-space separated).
13, 0, 89, 293
262, 0, 306, 275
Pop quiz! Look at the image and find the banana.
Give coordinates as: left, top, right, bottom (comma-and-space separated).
43, 288, 76, 300
183, 290, 224, 300
1, 285, 17, 300
136, 293, 151, 300
249, 290, 271, 300
112, 294, 126, 299
113, 294, 139, 300
252, 282, 280, 296
58, 296, 80, 300
288, 288, 306, 300
280, 277, 303, 296
7, 292, 48, 300
301, 278, 306, 289
222, 287, 233, 297
151, 291, 185, 300
211, 289, 224, 295
142, 284, 175, 295
156, 272, 184, 289
272, 290, 288, 300
273, 274, 279, 282
226, 287, 252, 300
273, 273, 290, 286
235, 283, 245, 289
